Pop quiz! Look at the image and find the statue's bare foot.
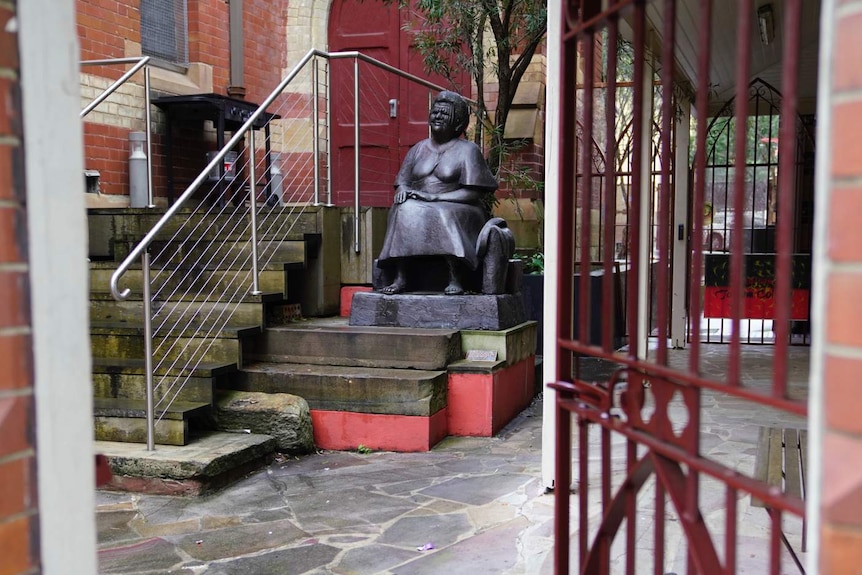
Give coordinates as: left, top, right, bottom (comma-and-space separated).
444, 282, 464, 295
381, 279, 406, 294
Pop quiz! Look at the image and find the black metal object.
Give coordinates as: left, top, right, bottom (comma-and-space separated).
152, 93, 280, 204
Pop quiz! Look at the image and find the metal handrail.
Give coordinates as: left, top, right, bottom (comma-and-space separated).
109, 49, 459, 449
81, 56, 153, 207
110, 48, 456, 300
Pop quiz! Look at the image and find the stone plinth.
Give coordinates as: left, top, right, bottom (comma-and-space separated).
349, 292, 526, 330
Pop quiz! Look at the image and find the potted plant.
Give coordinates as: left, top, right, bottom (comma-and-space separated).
516, 251, 544, 355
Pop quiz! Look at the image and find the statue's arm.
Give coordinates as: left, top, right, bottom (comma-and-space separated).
431, 188, 485, 204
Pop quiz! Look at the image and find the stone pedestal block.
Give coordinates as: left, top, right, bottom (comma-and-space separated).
349, 292, 526, 330
447, 357, 536, 437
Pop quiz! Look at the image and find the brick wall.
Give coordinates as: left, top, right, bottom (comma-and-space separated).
819, 1, 862, 571
76, 0, 288, 200
0, 2, 40, 575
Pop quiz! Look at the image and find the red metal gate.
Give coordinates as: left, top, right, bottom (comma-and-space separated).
552, 1, 809, 573
698, 79, 815, 345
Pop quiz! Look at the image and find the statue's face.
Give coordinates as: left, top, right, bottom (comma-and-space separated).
429, 101, 458, 142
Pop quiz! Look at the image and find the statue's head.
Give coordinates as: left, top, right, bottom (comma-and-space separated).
432, 91, 470, 138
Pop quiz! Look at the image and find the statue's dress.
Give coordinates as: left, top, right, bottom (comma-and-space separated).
378, 137, 498, 270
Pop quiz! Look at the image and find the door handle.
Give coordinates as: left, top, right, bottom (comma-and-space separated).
389, 99, 398, 119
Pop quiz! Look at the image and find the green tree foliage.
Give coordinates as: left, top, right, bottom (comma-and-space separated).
401, 0, 547, 174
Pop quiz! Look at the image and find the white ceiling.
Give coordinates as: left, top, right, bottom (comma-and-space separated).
642, 0, 822, 116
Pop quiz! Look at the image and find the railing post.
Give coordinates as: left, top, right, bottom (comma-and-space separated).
313, 57, 321, 205
353, 57, 361, 253
144, 65, 154, 208
142, 251, 155, 451
248, 130, 262, 295
326, 58, 332, 206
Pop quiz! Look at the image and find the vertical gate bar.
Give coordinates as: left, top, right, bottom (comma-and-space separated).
654, 480, 666, 575
556, 10, 579, 571
602, 16, 618, 352
627, 0, 647, 360
602, 426, 611, 511
686, 392, 702, 574
579, 27, 596, 349
555, 399, 572, 575
728, 0, 753, 382
725, 485, 737, 574
655, 0, 676, 365
719, 119, 732, 346
688, 0, 712, 368
354, 58, 361, 253
626, 439, 637, 575
601, 426, 612, 570
558, 18, 577, 388
750, 106, 762, 346
580, 420, 591, 569
769, 509, 782, 575
773, 0, 802, 397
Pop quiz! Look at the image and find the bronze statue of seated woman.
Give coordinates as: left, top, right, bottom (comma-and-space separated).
375, 91, 514, 296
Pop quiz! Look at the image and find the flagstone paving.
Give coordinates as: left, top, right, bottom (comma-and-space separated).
96, 398, 556, 574
96, 344, 810, 574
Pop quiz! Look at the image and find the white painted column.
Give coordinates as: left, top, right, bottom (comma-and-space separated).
637, 56, 656, 358
807, 0, 837, 569
671, 101, 691, 348
18, 1, 98, 573
541, 0, 562, 490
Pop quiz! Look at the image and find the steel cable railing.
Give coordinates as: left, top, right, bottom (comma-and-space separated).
109, 49, 456, 449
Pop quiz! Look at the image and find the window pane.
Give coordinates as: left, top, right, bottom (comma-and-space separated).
141, 0, 188, 65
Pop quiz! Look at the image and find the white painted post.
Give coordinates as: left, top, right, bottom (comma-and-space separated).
671, 101, 691, 348
18, 0, 99, 572
541, 0, 562, 490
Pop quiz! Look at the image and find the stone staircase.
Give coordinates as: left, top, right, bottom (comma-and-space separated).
227, 317, 462, 452
87, 207, 322, 447
87, 206, 538, 492
217, 315, 539, 452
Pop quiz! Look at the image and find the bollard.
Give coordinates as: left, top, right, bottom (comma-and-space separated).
129, 132, 148, 207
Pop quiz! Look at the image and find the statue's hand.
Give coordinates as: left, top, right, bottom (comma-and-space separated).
394, 189, 408, 204
408, 190, 434, 202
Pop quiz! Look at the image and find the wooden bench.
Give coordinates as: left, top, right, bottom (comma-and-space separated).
752, 427, 808, 569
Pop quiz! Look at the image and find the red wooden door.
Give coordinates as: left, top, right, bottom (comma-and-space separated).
328, 1, 470, 208
328, 0, 400, 207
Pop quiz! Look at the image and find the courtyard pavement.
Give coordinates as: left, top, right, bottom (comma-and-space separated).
95, 345, 810, 575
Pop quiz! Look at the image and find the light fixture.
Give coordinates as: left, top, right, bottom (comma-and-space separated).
758, 4, 775, 46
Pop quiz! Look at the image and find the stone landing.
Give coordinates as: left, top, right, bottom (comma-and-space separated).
348, 292, 527, 330
96, 432, 276, 496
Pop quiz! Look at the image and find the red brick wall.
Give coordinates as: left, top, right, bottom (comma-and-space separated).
77, 0, 288, 199
76, 0, 138, 64
819, 1, 862, 571
0, 2, 40, 575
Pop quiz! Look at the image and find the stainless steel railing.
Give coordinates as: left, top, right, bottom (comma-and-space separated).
81, 56, 153, 207
109, 49, 455, 449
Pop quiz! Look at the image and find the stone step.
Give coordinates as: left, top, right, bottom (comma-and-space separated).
89, 292, 283, 326
93, 397, 211, 446
91, 321, 259, 365
90, 262, 302, 299
111, 238, 306, 269
92, 357, 236, 404
95, 431, 277, 496
88, 207, 322, 259
243, 317, 461, 370
228, 362, 448, 417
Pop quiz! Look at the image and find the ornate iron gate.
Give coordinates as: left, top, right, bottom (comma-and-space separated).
552, 1, 809, 573
699, 79, 815, 345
